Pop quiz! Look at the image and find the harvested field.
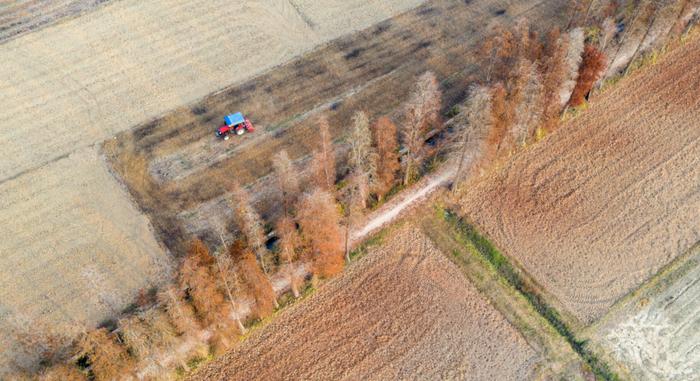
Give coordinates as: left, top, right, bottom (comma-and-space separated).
191, 226, 540, 381
107, 0, 571, 251
0, 0, 117, 44
0, 0, 426, 183
0, 148, 167, 335
460, 35, 700, 324
590, 245, 700, 381
0, 0, 429, 371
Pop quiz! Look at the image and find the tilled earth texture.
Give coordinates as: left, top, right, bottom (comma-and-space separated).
191, 226, 540, 381
460, 35, 700, 325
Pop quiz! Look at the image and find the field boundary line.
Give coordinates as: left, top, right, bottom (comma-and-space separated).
440, 208, 621, 381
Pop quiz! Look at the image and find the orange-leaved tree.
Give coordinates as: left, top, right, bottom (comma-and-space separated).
568, 44, 607, 107
401, 71, 442, 185
230, 240, 278, 318
78, 328, 133, 381
297, 188, 344, 277
371, 116, 400, 200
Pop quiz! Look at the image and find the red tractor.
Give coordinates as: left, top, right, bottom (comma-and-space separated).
216, 112, 255, 140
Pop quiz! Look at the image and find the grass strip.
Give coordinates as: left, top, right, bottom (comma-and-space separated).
442, 208, 619, 381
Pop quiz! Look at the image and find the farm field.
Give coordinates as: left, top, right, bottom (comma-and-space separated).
192, 226, 541, 381
0, 0, 426, 183
106, 0, 571, 252
460, 34, 700, 325
0, 0, 117, 44
0, 0, 430, 373
0, 147, 168, 371
588, 245, 700, 380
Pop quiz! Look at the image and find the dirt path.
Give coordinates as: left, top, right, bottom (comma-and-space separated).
351, 166, 455, 244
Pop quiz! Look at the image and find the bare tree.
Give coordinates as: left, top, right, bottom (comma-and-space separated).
343, 171, 367, 262
542, 27, 570, 131
297, 188, 345, 278
481, 26, 516, 83
276, 216, 302, 297
624, 2, 659, 76
600, 17, 617, 51
401, 71, 442, 185
213, 227, 247, 333
371, 116, 400, 200
511, 61, 545, 146
561, 28, 586, 106
230, 181, 270, 273
607, 1, 645, 75
272, 150, 300, 216
348, 111, 376, 207
452, 86, 493, 189
312, 117, 336, 191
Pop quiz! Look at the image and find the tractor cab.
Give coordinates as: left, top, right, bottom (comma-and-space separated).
216, 112, 255, 140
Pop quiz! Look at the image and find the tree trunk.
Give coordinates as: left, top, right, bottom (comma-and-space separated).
624, 11, 658, 76
344, 223, 351, 263
216, 232, 246, 334
607, 2, 645, 76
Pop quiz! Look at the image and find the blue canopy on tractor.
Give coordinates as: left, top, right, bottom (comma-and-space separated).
224, 112, 246, 126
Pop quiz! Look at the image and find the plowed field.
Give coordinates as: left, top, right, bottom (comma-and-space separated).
191, 227, 540, 381
460, 35, 700, 324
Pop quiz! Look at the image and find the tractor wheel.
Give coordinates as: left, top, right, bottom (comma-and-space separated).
224, 135, 230, 141
237, 129, 245, 136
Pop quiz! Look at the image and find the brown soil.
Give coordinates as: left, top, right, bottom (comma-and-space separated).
190, 226, 540, 381
106, 0, 571, 253
460, 35, 700, 325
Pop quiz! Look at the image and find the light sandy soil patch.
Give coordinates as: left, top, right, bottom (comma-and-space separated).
0, 0, 425, 183
591, 245, 700, 381
191, 226, 540, 381
0, 147, 168, 374
0, 0, 117, 44
460, 35, 700, 324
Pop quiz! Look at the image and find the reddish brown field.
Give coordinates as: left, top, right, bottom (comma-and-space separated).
191, 226, 540, 380
460, 35, 700, 324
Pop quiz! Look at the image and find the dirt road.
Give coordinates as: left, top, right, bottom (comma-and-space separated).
460, 35, 700, 325
191, 226, 540, 380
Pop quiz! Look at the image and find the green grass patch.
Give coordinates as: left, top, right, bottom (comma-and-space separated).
441, 208, 619, 381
